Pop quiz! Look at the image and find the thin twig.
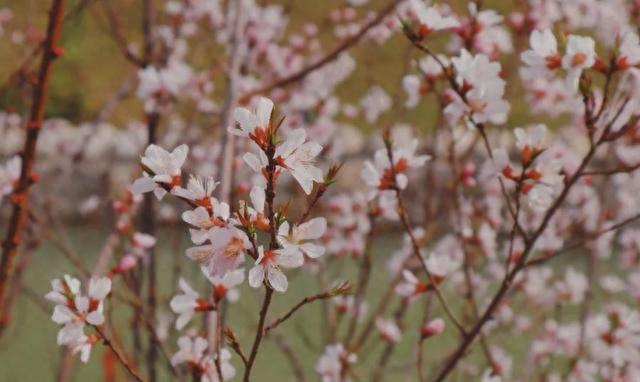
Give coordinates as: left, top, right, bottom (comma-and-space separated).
239, 0, 403, 101
264, 282, 350, 334
94, 325, 147, 382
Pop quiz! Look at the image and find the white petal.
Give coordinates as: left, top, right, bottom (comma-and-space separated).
131, 177, 156, 195
248, 265, 264, 288
86, 311, 104, 326
289, 168, 314, 195
189, 228, 209, 245
298, 217, 326, 240
170, 144, 189, 169
75, 296, 89, 313
277, 248, 304, 268
256, 97, 274, 128
52, 305, 75, 324
250, 186, 265, 213
267, 266, 288, 292
88, 277, 111, 301
301, 243, 325, 258
175, 312, 194, 330
243, 152, 263, 172
153, 187, 168, 200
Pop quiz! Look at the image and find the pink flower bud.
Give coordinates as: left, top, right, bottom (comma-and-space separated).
422, 318, 445, 338
118, 255, 138, 272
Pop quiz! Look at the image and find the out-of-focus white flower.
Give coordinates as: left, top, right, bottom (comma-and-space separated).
361, 137, 430, 197
408, 0, 459, 37
425, 252, 461, 282
45, 275, 81, 305
136, 61, 193, 112
446, 50, 509, 125
562, 35, 596, 91
480, 369, 502, 382
360, 86, 391, 123
395, 270, 429, 299
277, 217, 327, 259
422, 317, 445, 337
248, 246, 304, 292
617, 32, 640, 69
316, 343, 357, 382
402, 74, 422, 108
376, 318, 402, 343
132, 144, 189, 200
333, 295, 368, 320
170, 278, 212, 330
202, 266, 244, 303
521, 29, 560, 75
555, 267, 589, 304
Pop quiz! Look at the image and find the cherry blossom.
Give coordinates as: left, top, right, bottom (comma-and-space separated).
46, 276, 112, 363
202, 267, 244, 303
562, 35, 596, 91
171, 336, 235, 381
131, 144, 189, 200
229, 97, 274, 148
186, 226, 250, 278
316, 343, 357, 382
376, 318, 402, 343
446, 50, 510, 125
169, 278, 212, 330
274, 129, 324, 194
172, 175, 219, 208
521, 29, 560, 75
361, 134, 430, 197
277, 217, 327, 259
408, 0, 459, 37
136, 61, 193, 112
395, 270, 429, 299
617, 32, 640, 69
422, 317, 445, 337
248, 246, 303, 292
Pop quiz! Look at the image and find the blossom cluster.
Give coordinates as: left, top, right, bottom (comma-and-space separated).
0, 0, 639, 381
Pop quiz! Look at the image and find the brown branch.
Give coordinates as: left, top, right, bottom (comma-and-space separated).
94, 325, 147, 382
143, 111, 160, 381
264, 282, 351, 334
432, 142, 599, 382
243, 287, 273, 382
99, 0, 145, 67
0, 0, 66, 338
524, 212, 640, 268
243, 126, 280, 381
224, 327, 248, 366
239, 0, 403, 101
581, 162, 640, 176
343, 214, 376, 347
383, 135, 466, 336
